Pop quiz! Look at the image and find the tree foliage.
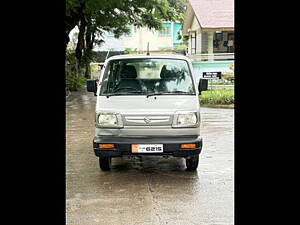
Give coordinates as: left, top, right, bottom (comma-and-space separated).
65, 0, 187, 86
66, 0, 186, 42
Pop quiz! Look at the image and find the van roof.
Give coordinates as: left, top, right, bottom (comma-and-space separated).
106, 54, 190, 62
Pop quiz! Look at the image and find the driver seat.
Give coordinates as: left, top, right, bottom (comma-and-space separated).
116, 65, 141, 91
158, 65, 175, 92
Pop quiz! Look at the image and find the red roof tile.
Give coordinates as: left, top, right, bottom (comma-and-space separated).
189, 0, 234, 28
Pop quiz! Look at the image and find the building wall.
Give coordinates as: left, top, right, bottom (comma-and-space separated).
95, 33, 124, 51
188, 17, 205, 54
188, 17, 200, 54
122, 27, 173, 51
91, 22, 183, 52
192, 61, 234, 83
121, 22, 183, 51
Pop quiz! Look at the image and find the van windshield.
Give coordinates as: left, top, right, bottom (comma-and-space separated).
100, 58, 195, 96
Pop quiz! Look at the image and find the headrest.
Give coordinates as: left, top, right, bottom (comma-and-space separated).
160, 65, 175, 79
120, 65, 137, 78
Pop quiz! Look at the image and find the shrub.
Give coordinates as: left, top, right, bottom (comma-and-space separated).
66, 71, 86, 91
65, 50, 86, 91
199, 89, 234, 105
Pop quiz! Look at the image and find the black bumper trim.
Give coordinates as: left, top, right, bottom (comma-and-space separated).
93, 135, 202, 158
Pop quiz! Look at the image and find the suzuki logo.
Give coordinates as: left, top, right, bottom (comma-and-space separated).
144, 117, 151, 124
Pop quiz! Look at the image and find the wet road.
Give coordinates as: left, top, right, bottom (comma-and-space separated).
66, 90, 234, 225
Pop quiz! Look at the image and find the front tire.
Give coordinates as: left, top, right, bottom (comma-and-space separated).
185, 155, 199, 171
99, 157, 111, 171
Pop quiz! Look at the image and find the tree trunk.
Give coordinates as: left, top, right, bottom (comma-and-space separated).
75, 16, 87, 67
85, 63, 91, 79
65, 4, 83, 53
84, 19, 95, 79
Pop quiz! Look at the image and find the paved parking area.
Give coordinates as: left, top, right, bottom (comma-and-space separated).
66, 90, 234, 225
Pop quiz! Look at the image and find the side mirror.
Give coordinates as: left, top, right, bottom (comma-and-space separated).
198, 78, 208, 95
86, 80, 97, 96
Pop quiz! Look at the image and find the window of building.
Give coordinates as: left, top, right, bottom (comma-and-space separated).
227, 32, 234, 53
158, 23, 171, 36
213, 31, 234, 53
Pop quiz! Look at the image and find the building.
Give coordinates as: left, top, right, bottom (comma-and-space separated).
122, 22, 183, 51
94, 33, 124, 51
182, 0, 234, 82
183, 0, 234, 61
95, 22, 183, 52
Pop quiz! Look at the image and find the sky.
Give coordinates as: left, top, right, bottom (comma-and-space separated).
69, 26, 124, 51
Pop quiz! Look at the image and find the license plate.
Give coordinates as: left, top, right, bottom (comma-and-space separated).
132, 144, 163, 153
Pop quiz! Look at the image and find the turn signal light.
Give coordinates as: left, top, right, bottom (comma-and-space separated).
180, 144, 196, 149
99, 144, 115, 149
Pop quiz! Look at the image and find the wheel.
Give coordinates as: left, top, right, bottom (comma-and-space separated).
185, 155, 199, 171
99, 157, 111, 171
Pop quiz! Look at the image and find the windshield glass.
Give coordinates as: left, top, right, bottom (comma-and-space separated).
100, 58, 195, 96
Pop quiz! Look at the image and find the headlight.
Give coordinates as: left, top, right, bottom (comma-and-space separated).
96, 113, 123, 128
172, 112, 199, 128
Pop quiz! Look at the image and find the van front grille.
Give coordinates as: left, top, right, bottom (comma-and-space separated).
123, 115, 173, 126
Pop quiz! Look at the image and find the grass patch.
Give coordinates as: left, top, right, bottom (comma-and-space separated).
199, 89, 234, 107
211, 80, 234, 85
201, 104, 234, 109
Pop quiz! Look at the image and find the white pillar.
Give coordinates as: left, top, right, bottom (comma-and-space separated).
196, 29, 202, 54
188, 33, 192, 55
207, 31, 214, 61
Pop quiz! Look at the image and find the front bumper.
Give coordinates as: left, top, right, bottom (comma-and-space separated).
93, 135, 202, 158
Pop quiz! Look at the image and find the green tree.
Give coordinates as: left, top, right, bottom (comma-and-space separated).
65, 0, 187, 85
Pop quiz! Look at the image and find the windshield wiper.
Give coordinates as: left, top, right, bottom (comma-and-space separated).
146, 91, 193, 98
106, 91, 193, 98
106, 91, 146, 98
127, 91, 147, 94
105, 93, 124, 98
146, 93, 164, 98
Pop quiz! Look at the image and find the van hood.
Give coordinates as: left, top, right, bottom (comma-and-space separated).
96, 95, 199, 114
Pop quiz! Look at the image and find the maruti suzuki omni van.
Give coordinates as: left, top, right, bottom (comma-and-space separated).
87, 54, 208, 171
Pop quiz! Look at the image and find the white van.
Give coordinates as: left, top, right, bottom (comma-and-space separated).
87, 54, 208, 171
